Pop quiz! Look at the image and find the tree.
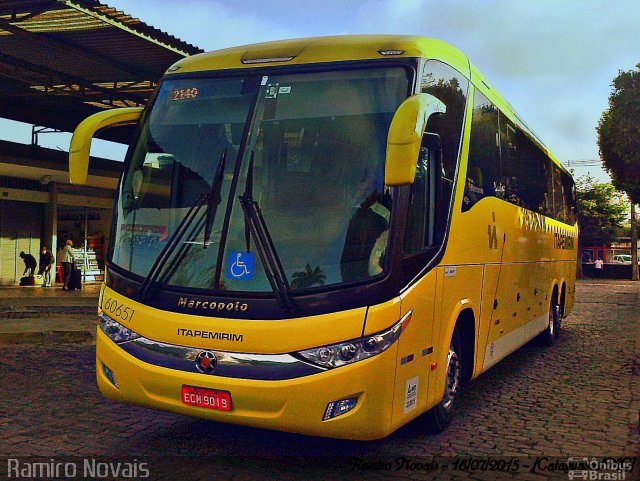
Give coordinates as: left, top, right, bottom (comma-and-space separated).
575, 174, 628, 248
597, 63, 640, 280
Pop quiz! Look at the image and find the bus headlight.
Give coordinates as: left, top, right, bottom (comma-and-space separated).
98, 313, 140, 343
295, 309, 412, 369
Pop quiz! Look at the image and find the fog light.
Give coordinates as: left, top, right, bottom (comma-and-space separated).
102, 363, 119, 389
322, 397, 358, 421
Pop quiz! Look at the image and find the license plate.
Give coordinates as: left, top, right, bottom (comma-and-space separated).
181, 385, 232, 411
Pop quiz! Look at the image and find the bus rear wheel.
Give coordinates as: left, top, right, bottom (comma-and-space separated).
540, 299, 561, 346
424, 332, 462, 433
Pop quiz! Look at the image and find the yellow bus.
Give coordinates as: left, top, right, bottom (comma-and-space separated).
69, 35, 578, 440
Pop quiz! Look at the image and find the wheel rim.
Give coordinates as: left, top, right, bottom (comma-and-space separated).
549, 303, 561, 336
442, 347, 461, 411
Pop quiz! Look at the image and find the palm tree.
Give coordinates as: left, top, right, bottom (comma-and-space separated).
291, 264, 326, 289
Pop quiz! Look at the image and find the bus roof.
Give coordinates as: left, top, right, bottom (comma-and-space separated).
165, 34, 569, 176
166, 35, 469, 75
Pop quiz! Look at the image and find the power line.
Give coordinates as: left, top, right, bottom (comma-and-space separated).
564, 159, 602, 167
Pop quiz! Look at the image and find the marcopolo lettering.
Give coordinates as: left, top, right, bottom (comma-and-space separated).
177, 297, 249, 313
177, 328, 244, 342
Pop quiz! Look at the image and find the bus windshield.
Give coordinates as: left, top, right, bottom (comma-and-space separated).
111, 66, 410, 293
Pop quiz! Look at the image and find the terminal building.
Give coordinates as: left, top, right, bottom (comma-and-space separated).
0, 0, 201, 284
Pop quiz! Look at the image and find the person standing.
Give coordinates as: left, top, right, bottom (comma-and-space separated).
60, 239, 74, 291
38, 246, 54, 287
594, 257, 604, 278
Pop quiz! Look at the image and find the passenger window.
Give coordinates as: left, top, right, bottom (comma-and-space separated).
463, 91, 500, 211
512, 128, 547, 214
563, 174, 577, 224
464, 87, 576, 225
498, 112, 520, 205
552, 164, 565, 222
498, 112, 549, 214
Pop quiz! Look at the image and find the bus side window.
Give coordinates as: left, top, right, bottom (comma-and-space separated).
512, 128, 547, 214
463, 90, 499, 212
563, 173, 577, 224
402, 61, 469, 283
404, 136, 440, 256
498, 112, 520, 205
419, 60, 468, 250
552, 164, 565, 222
421, 60, 468, 184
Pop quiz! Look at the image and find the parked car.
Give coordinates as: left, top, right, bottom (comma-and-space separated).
611, 254, 632, 264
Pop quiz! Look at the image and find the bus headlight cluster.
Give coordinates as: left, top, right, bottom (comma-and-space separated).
295, 309, 412, 369
98, 313, 140, 343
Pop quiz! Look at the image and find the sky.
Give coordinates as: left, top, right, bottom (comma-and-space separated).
3, 0, 640, 182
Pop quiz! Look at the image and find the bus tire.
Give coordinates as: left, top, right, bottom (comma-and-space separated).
424, 331, 463, 433
540, 299, 561, 346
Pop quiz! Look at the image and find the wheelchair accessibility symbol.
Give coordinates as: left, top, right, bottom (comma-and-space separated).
228, 251, 255, 280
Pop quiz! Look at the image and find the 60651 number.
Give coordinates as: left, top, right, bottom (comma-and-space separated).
102, 298, 135, 322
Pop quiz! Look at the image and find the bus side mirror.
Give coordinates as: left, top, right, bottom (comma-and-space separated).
385, 94, 446, 186
68, 107, 143, 185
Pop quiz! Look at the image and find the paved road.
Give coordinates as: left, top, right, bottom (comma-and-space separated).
0, 279, 638, 480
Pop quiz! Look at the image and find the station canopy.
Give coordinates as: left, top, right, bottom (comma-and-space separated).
0, 0, 203, 139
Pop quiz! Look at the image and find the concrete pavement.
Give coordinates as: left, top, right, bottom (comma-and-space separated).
0, 284, 99, 345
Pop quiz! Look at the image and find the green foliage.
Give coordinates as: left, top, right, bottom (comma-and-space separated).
597, 64, 640, 204
575, 174, 628, 244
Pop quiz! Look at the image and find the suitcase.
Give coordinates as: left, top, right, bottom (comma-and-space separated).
68, 268, 82, 290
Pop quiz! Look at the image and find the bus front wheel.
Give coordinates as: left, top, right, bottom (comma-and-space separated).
424, 331, 462, 433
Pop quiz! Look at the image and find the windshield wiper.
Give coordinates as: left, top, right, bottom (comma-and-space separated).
138, 149, 227, 300
137, 194, 206, 299
238, 153, 295, 311
203, 149, 227, 247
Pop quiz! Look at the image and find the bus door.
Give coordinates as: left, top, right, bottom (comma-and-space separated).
388, 135, 442, 427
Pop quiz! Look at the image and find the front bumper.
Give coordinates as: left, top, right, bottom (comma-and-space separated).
96, 327, 399, 440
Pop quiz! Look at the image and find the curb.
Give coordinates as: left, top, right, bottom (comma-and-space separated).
0, 330, 95, 346
0, 307, 97, 319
